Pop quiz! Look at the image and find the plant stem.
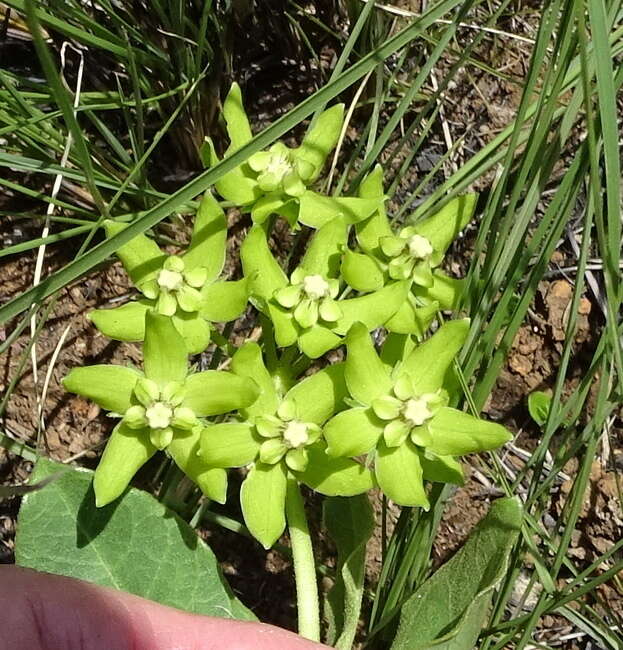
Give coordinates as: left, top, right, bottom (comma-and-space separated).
285, 478, 320, 642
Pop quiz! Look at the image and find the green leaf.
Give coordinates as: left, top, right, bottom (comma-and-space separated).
200, 279, 249, 322
385, 298, 439, 337
380, 333, 416, 366
199, 422, 261, 468
251, 194, 293, 224
301, 217, 347, 277
297, 443, 376, 496
345, 322, 392, 405
182, 192, 227, 280
232, 342, 279, 418
324, 407, 384, 457
63, 365, 140, 413
297, 325, 341, 359
286, 363, 347, 425
527, 390, 552, 427
104, 220, 165, 287
241, 461, 288, 549
171, 311, 211, 355
391, 497, 522, 650
89, 300, 150, 342
204, 138, 260, 206
223, 82, 253, 152
414, 271, 465, 311
268, 302, 300, 347
241, 225, 288, 300
427, 408, 512, 457
400, 319, 470, 393
15, 458, 254, 620
323, 494, 375, 650
167, 427, 227, 503
420, 453, 464, 485
341, 249, 385, 292
375, 441, 428, 508
94, 421, 156, 507
183, 371, 259, 417
355, 166, 393, 256
298, 191, 379, 228
143, 312, 188, 386
334, 281, 409, 335
296, 103, 344, 177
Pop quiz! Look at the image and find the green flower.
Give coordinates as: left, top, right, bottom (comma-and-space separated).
63, 312, 259, 507
89, 193, 249, 354
240, 218, 409, 358
198, 342, 375, 548
323, 320, 512, 508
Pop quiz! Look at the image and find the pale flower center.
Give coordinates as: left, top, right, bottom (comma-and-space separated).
283, 421, 310, 448
403, 397, 433, 426
157, 269, 184, 292
145, 402, 173, 429
266, 153, 292, 180
408, 234, 433, 260
302, 274, 330, 300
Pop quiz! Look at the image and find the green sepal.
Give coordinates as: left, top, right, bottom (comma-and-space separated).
285, 362, 347, 425
88, 300, 150, 342
182, 192, 226, 280
63, 365, 140, 413
385, 296, 439, 336
200, 279, 249, 322
199, 422, 261, 468
183, 371, 259, 416
375, 440, 429, 508
241, 461, 288, 549
344, 322, 392, 405
241, 225, 288, 301
420, 452, 465, 485
426, 408, 512, 456
171, 311, 211, 355
301, 217, 347, 277
324, 407, 384, 458
231, 342, 279, 418
341, 249, 384, 292
104, 220, 166, 287
298, 191, 379, 229
143, 312, 188, 386
222, 82, 253, 151
93, 421, 156, 507
296, 442, 376, 496
297, 325, 341, 359
295, 104, 344, 179
414, 270, 465, 311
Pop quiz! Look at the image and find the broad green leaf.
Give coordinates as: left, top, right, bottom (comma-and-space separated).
323, 494, 375, 650
345, 322, 392, 405
286, 363, 347, 425
251, 194, 294, 224
414, 271, 465, 311
199, 422, 260, 468
355, 166, 392, 255
104, 220, 165, 286
89, 300, 150, 342
241, 461, 288, 549
183, 371, 259, 417
427, 408, 512, 457
420, 453, 464, 485
400, 319, 470, 392
391, 497, 522, 650
297, 443, 376, 496
298, 191, 379, 228
231, 342, 279, 418
527, 390, 552, 427
94, 421, 156, 507
241, 225, 288, 300
183, 192, 227, 279
296, 103, 344, 177
375, 440, 428, 508
268, 302, 300, 347
223, 82, 253, 152
143, 312, 188, 386
15, 458, 254, 620
385, 298, 439, 337
63, 365, 140, 413
301, 217, 347, 277
297, 325, 341, 359
334, 281, 409, 335
167, 427, 227, 503
341, 249, 385, 292
324, 407, 384, 457
380, 333, 416, 366
171, 311, 211, 355
200, 279, 249, 322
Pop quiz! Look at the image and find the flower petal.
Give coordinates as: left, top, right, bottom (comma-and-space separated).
344, 322, 392, 405
297, 325, 341, 359
426, 407, 512, 456
88, 300, 151, 342
341, 249, 385, 292
199, 422, 261, 468
285, 363, 347, 425
231, 342, 279, 419
93, 421, 156, 507
383, 419, 411, 447
293, 298, 318, 329
143, 311, 188, 386
267, 302, 299, 348
176, 285, 202, 312
283, 171, 306, 198
375, 440, 429, 508
63, 365, 140, 413
182, 192, 226, 279
323, 407, 384, 458
241, 225, 288, 301
241, 461, 288, 549
259, 438, 288, 464
183, 370, 259, 416
371, 395, 402, 420
171, 311, 211, 355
